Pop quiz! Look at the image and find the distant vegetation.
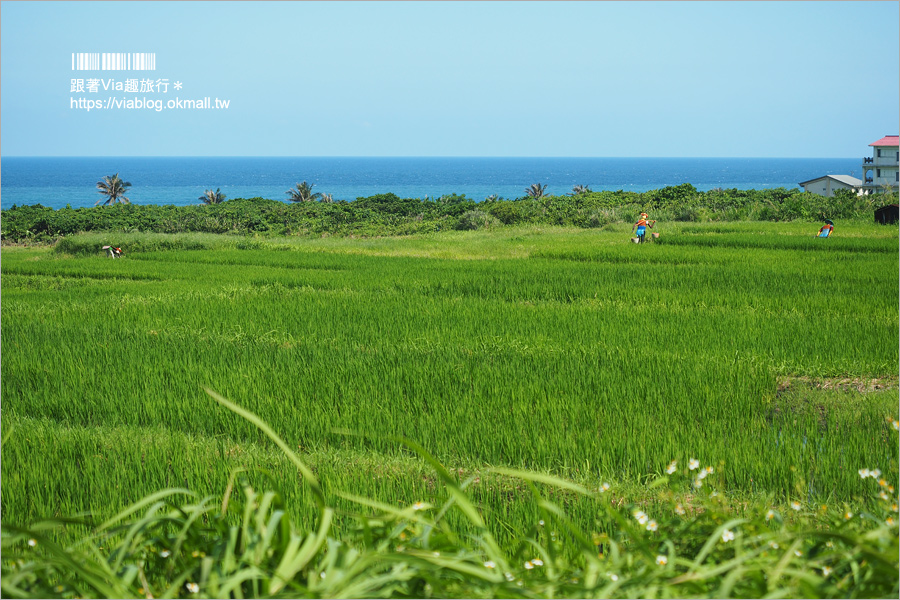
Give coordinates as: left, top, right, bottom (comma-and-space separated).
2, 185, 894, 243
285, 181, 322, 203
199, 188, 226, 205
94, 173, 131, 206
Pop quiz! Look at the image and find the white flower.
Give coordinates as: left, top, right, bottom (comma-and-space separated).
766, 509, 775, 521
675, 504, 686, 515
791, 501, 801, 511
887, 516, 896, 527
822, 566, 833, 577
666, 461, 677, 474
483, 561, 496, 569
794, 550, 803, 557
531, 558, 543, 566
633, 510, 648, 525
844, 511, 854, 520
186, 582, 199, 593
538, 520, 545, 526
769, 541, 779, 549
689, 459, 700, 471
608, 573, 619, 582
412, 501, 427, 511
160, 549, 171, 558
693, 477, 703, 488
721, 529, 735, 542
879, 491, 889, 501
504, 572, 514, 581
646, 520, 658, 532
27, 539, 36, 547
600, 483, 610, 493
697, 470, 708, 480
871, 469, 881, 478
524, 561, 534, 570
859, 468, 871, 479
892, 419, 899, 431
705, 466, 714, 475
655, 554, 668, 566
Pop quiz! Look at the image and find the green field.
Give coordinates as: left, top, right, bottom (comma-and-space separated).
2, 222, 898, 556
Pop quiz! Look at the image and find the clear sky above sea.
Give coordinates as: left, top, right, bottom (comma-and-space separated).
1, 1, 897, 158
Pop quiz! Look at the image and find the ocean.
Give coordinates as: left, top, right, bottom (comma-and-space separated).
0, 156, 861, 211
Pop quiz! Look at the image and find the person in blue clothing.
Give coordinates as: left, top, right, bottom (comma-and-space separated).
632, 212, 656, 243
818, 219, 834, 238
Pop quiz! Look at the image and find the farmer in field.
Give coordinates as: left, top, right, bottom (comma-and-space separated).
817, 220, 834, 238
632, 212, 656, 243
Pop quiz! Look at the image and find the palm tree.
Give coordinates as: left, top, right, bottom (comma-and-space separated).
525, 183, 547, 199
199, 188, 226, 205
320, 193, 334, 204
95, 173, 132, 206
569, 184, 592, 196
286, 181, 322, 202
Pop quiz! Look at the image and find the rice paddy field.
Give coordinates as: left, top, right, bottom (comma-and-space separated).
2, 221, 898, 553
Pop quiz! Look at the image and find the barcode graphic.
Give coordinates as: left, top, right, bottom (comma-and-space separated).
71, 53, 156, 71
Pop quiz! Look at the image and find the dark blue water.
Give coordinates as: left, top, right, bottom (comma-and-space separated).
1, 156, 861, 210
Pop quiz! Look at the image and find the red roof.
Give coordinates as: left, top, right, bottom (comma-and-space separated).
869, 135, 899, 147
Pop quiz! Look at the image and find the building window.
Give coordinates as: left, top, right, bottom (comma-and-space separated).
877, 149, 882, 157
877, 169, 881, 177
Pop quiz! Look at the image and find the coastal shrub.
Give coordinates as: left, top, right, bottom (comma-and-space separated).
748, 200, 780, 221
456, 210, 500, 231
0, 186, 887, 243
586, 208, 624, 228
674, 205, 704, 222
353, 193, 421, 216
485, 200, 526, 225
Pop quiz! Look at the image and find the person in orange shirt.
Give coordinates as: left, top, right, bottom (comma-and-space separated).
817, 219, 834, 238
632, 212, 656, 243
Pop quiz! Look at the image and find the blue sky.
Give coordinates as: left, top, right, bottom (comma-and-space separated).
1, 1, 897, 158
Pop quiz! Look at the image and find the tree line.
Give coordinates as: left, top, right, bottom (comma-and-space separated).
3, 183, 894, 243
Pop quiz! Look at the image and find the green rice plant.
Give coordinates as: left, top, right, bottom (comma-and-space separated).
52, 232, 265, 256
2, 224, 897, 558
3, 392, 897, 599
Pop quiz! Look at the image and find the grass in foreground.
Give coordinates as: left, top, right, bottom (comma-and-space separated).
3, 391, 898, 599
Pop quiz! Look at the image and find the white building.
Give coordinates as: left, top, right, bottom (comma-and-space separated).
799, 174, 862, 197
861, 135, 899, 194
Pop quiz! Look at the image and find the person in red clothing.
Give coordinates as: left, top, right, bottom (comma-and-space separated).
817, 220, 834, 238
632, 212, 656, 243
